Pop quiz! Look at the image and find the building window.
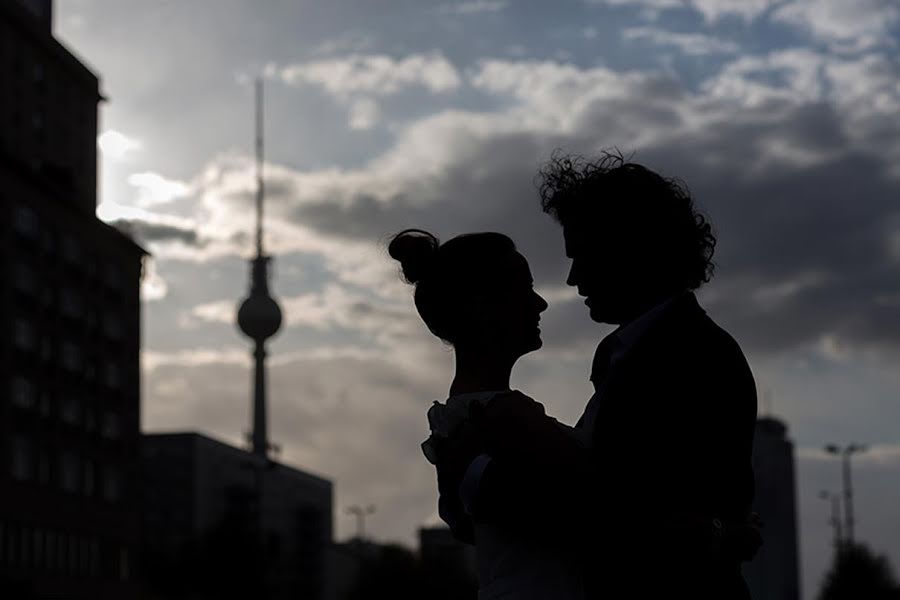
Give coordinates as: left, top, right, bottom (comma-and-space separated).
59, 451, 80, 494
61, 342, 82, 372
79, 537, 90, 575
101, 412, 121, 439
104, 263, 123, 289
37, 450, 51, 485
119, 547, 130, 581
33, 529, 44, 570
14, 319, 36, 352
7, 525, 19, 568
10, 435, 35, 481
85, 410, 97, 434
68, 534, 78, 575
89, 540, 100, 576
102, 466, 121, 503
60, 288, 83, 319
40, 287, 53, 308
11, 377, 36, 410
45, 531, 56, 572
83, 461, 95, 497
104, 362, 121, 389
13, 205, 39, 239
38, 391, 52, 418
61, 235, 82, 267
40, 228, 55, 255
60, 395, 81, 426
103, 314, 123, 340
13, 263, 36, 296
57, 534, 67, 574
21, 526, 32, 569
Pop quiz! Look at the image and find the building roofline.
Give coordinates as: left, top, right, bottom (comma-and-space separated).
143, 431, 333, 487
1, 1, 102, 95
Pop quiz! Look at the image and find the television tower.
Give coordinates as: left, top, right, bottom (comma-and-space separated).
237, 78, 283, 459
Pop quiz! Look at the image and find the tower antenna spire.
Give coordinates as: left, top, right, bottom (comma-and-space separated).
255, 77, 264, 257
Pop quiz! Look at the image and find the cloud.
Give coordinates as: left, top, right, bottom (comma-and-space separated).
623, 26, 740, 55
127, 171, 192, 207
690, 0, 777, 22
97, 129, 142, 161
111, 217, 199, 246
594, 0, 778, 22
140, 257, 169, 302
438, 0, 509, 15
276, 52, 462, 97
348, 97, 381, 130
773, 0, 900, 47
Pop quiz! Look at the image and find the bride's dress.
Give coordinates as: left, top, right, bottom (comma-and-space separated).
424, 390, 586, 600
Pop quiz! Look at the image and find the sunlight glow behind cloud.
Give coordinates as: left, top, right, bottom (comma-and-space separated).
97, 129, 142, 161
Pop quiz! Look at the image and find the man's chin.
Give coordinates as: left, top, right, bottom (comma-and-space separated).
588, 304, 616, 325
522, 337, 543, 354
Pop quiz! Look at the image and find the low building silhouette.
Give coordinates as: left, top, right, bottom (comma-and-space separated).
419, 525, 477, 583
141, 432, 333, 600
743, 416, 802, 600
1, 1, 146, 598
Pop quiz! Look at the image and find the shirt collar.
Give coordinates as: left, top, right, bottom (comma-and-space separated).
608, 291, 687, 355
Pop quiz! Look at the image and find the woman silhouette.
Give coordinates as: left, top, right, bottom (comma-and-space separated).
389, 228, 586, 600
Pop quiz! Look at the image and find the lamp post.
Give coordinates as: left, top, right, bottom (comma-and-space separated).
824, 443, 867, 544
818, 490, 843, 549
345, 504, 376, 541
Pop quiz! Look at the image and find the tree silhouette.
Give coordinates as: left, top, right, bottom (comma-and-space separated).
818, 543, 900, 600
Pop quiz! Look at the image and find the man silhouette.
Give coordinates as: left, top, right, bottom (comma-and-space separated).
434, 153, 759, 599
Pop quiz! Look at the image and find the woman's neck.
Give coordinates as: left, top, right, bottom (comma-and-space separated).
449, 346, 515, 397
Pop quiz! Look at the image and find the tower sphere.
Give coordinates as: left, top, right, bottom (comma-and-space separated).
238, 292, 282, 341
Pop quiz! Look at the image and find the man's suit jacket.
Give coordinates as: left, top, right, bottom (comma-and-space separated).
434, 292, 757, 598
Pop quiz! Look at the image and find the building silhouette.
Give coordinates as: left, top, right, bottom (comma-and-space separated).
743, 417, 802, 600
419, 526, 478, 597
0, 1, 147, 597
141, 433, 333, 600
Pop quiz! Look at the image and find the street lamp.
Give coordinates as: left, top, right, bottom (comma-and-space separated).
345, 504, 376, 541
818, 490, 843, 549
824, 443, 867, 544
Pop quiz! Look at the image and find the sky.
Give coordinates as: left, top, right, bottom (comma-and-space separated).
53, 1, 900, 597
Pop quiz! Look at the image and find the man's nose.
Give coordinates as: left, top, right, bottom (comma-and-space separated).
566, 262, 577, 287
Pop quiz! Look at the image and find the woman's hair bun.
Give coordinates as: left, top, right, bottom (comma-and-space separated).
388, 229, 439, 284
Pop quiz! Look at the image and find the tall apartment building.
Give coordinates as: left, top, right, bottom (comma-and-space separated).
0, 1, 146, 597
743, 417, 802, 600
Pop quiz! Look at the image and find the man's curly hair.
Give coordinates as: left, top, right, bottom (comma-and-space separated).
537, 150, 717, 290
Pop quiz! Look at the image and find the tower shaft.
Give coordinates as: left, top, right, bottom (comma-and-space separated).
252, 342, 268, 458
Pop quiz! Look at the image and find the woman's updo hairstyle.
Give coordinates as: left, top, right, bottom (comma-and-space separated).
388, 228, 517, 345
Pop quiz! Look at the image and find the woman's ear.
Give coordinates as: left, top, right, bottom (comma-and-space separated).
454, 293, 495, 342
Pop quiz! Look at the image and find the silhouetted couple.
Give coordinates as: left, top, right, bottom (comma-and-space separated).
390, 153, 762, 600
